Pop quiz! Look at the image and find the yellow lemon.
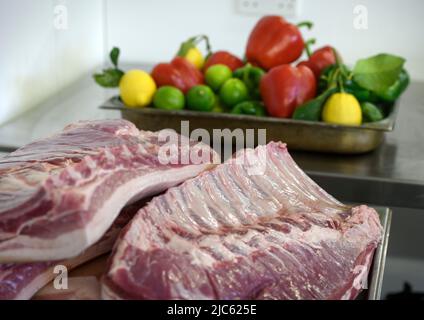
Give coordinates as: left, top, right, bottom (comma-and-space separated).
119, 70, 157, 108
184, 47, 205, 70
322, 93, 362, 126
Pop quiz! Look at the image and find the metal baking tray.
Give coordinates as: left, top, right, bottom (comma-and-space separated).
100, 96, 399, 154
358, 206, 391, 300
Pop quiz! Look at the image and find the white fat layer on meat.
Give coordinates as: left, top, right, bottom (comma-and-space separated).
173, 218, 345, 269
353, 251, 373, 290
275, 149, 347, 213
215, 167, 256, 217
11, 174, 106, 241
196, 221, 362, 267
166, 189, 204, 233
1, 172, 45, 191
200, 235, 238, 262
136, 144, 149, 156
0, 186, 43, 217
65, 166, 83, 182
168, 236, 216, 267
115, 124, 139, 137
4, 232, 114, 300
13, 267, 57, 300
341, 249, 375, 300
223, 233, 256, 254
0, 153, 106, 225
84, 155, 97, 170
195, 176, 241, 227
184, 220, 343, 269
230, 164, 280, 214
300, 224, 341, 245
170, 281, 212, 300
159, 195, 200, 235
344, 206, 383, 243
105, 164, 216, 273
119, 145, 132, 160
121, 212, 151, 251
0, 165, 212, 263
183, 182, 221, 229
89, 165, 217, 258
103, 147, 116, 164
281, 159, 339, 214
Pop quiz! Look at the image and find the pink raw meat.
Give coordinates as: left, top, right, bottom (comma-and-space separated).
102, 142, 382, 300
0, 119, 218, 262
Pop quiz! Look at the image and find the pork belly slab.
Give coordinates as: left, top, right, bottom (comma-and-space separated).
102, 142, 382, 300
0, 204, 136, 300
0, 119, 218, 263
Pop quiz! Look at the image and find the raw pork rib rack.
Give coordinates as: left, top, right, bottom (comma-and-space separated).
103, 142, 382, 300
0, 119, 218, 263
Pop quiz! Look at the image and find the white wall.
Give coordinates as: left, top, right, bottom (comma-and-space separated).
0, 0, 105, 125
106, 0, 424, 80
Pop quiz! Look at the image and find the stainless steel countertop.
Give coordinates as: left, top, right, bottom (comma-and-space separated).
0, 70, 423, 208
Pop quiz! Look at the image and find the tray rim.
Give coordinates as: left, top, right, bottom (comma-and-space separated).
367, 206, 392, 300
100, 95, 399, 132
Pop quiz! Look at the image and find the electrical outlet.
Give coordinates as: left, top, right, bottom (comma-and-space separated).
236, 0, 301, 18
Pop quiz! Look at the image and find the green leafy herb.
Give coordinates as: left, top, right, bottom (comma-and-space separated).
110, 47, 120, 68
93, 47, 124, 88
353, 54, 405, 96
93, 68, 124, 88
176, 35, 211, 59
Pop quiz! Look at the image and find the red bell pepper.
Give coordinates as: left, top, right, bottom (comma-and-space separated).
260, 65, 317, 118
203, 51, 244, 72
298, 46, 338, 79
246, 16, 312, 70
151, 57, 204, 93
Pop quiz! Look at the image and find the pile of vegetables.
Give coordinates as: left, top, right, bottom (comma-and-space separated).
94, 15, 409, 126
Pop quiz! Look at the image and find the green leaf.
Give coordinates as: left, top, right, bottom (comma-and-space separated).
176, 35, 211, 57
353, 54, 405, 96
293, 87, 337, 121
110, 47, 120, 68
176, 40, 196, 57
93, 68, 124, 88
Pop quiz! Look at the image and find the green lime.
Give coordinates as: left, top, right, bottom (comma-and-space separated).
153, 86, 185, 110
205, 64, 232, 92
219, 78, 249, 107
186, 85, 216, 111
